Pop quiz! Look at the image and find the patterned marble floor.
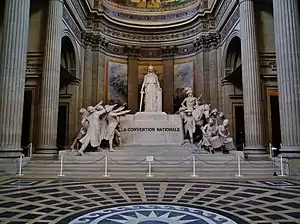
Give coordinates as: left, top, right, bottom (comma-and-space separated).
0, 178, 299, 224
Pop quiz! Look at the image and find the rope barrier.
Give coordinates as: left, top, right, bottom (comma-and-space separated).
64, 156, 105, 164
194, 155, 236, 165
153, 157, 191, 165
108, 157, 146, 165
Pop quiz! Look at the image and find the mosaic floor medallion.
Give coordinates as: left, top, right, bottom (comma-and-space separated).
62, 204, 246, 224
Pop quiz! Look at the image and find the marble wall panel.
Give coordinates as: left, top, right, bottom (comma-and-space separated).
106, 60, 128, 105
173, 60, 195, 111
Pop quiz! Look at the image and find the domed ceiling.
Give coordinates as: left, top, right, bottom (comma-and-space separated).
106, 0, 197, 11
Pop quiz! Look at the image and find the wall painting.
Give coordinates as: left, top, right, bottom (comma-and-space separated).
173, 60, 195, 112
106, 59, 128, 105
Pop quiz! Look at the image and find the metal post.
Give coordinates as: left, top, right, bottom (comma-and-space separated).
103, 156, 110, 177
279, 155, 286, 176
58, 155, 65, 177
191, 156, 198, 177
235, 156, 243, 177
17, 155, 24, 176
269, 143, 272, 159
29, 143, 33, 158
147, 158, 153, 177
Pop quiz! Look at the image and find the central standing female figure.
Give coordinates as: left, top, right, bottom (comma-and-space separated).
140, 65, 162, 112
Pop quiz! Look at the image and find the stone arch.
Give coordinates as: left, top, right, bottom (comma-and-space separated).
61, 30, 80, 78
222, 30, 241, 76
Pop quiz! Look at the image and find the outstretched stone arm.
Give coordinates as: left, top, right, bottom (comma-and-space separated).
110, 110, 131, 117
94, 100, 103, 108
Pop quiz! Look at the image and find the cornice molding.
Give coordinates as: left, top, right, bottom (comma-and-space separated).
81, 31, 220, 58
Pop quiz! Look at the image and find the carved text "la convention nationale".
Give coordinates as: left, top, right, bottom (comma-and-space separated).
120, 128, 180, 132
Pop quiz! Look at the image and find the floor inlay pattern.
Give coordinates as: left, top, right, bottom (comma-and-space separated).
0, 178, 299, 223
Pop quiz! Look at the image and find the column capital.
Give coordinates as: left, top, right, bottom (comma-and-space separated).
161, 46, 176, 58
125, 45, 141, 58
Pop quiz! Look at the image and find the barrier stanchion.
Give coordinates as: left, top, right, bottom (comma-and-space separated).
17, 155, 24, 176
58, 156, 65, 177
146, 156, 153, 177
279, 155, 286, 176
191, 156, 198, 177
103, 156, 110, 177
235, 156, 243, 177
269, 143, 272, 159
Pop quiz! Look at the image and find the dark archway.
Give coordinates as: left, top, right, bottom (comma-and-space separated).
57, 36, 78, 149
223, 36, 244, 150
224, 36, 242, 89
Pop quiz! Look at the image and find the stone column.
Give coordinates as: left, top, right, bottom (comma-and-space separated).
239, 0, 265, 154
273, 0, 300, 156
126, 46, 140, 113
208, 34, 219, 109
0, 0, 30, 158
162, 47, 175, 113
81, 33, 93, 108
36, 0, 63, 156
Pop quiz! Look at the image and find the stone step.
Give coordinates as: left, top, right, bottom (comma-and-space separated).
20, 172, 278, 180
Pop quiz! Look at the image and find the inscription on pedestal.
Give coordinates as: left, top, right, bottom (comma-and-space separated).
119, 112, 184, 146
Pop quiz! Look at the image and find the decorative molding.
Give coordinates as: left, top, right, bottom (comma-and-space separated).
97, 21, 209, 42
214, 0, 233, 26
69, 0, 87, 25
63, 7, 82, 41
220, 6, 239, 41
124, 46, 141, 57
102, 5, 199, 22
161, 46, 177, 58
193, 32, 220, 52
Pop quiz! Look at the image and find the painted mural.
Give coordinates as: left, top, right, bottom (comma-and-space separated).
138, 62, 163, 110
106, 60, 128, 105
173, 60, 194, 112
108, 0, 197, 10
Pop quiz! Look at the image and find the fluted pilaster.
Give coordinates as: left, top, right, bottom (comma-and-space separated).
37, 0, 63, 156
273, 0, 300, 156
239, 0, 265, 152
209, 48, 218, 109
82, 46, 93, 108
0, 0, 30, 158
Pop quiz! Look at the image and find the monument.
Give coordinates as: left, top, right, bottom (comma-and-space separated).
119, 65, 184, 145
70, 65, 235, 154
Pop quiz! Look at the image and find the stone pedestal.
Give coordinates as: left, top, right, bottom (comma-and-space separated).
119, 112, 184, 145
0, 0, 30, 158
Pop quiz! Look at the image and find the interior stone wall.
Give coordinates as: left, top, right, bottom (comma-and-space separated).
28, 1, 48, 53
255, 1, 275, 53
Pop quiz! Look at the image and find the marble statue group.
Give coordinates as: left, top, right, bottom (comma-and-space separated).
71, 65, 235, 155
178, 87, 235, 153
70, 101, 130, 155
